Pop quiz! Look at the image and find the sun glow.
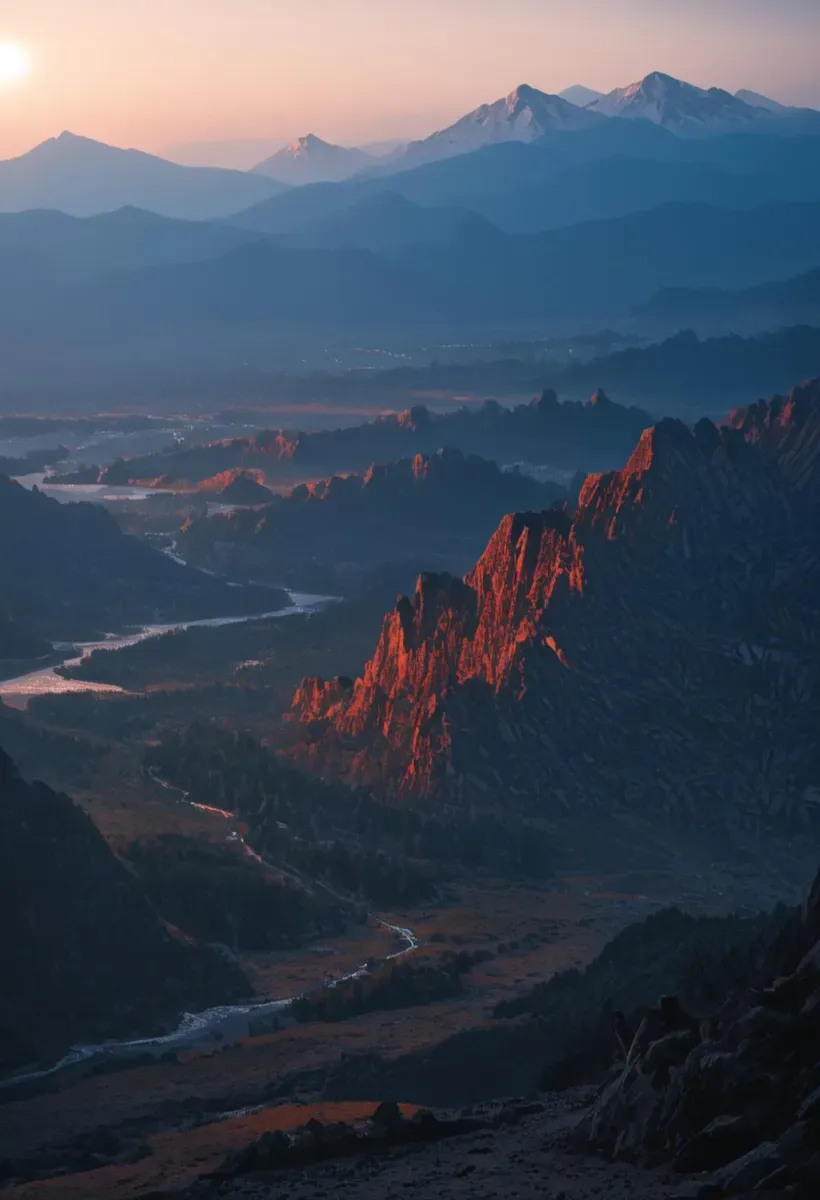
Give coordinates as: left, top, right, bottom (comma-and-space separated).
0, 43, 31, 86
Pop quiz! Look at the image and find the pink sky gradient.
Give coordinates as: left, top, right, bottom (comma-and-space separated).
1, 0, 818, 160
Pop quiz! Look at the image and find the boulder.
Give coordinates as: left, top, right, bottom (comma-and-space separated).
674, 1114, 761, 1173
712, 1141, 782, 1193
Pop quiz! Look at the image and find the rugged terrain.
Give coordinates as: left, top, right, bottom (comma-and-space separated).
288, 381, 820, 864
178, 448, 565, 591
98, 390, 652, 488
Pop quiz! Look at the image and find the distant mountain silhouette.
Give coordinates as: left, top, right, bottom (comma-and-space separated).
254, 134, 375, 184
469, 154, 820, 234
397, 84, 604, 167
41, 240, 457, 331
232, 130, 820, 237
26, 200, 820, 334
637, 267, 820, 329
0, 132, 285, 219
406, 200, 820, 318
589, 71, 820, 136
559, 325, 820, 410
285, 192, 497, 252
559, 85, 603, 107
0, 206, 263, 280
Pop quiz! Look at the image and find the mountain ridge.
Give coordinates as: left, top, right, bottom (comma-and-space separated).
287, 380, 820, 846
588, 71, 820, 135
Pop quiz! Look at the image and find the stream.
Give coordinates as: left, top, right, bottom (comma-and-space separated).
0, 591, 335, 705
0, 773, 419, 1096
0, 554, 419, 1093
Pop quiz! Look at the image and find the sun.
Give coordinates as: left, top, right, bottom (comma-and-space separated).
0, 43, 31, 86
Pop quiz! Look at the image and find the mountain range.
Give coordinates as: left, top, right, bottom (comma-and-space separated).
287, 380, 820, 857
1, 74, 818, 218
0, 132, 286, 219
396, 85, 603, 168
588, 72, 789, 134
98, 390, 652, 489
637, 266, 820, 330
254, 74, 820, 183
28, 198, 820, 336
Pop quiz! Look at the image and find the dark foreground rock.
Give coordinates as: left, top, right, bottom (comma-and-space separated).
162, 1092, 678, 1200
582, 868, 820, 1197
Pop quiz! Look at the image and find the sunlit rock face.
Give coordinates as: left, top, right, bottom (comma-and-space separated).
289, 382, 820, 833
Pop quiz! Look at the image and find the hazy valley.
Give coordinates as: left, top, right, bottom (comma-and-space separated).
2, 46, 820, 1200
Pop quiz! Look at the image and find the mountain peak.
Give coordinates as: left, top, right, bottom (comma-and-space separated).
401, 83, 602, 166
559, 84, 604, 108
253, 134, 373, 184
288, 133, 330, 152
588, 71, 770, 134
287, 382, 820, 807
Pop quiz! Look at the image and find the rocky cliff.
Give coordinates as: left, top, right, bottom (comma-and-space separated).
583, 866, 820, 1195
288, 381, 820, 842
0, 747, 249, 1073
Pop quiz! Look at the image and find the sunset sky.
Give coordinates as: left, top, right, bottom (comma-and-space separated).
1, 0, 818, 161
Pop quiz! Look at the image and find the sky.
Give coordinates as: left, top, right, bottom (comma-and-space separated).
1, 0, 819, 161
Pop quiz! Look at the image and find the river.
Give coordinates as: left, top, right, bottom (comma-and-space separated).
0, 591, 335, 706
0, 771, 419, 1094
0, 599, 420, 1094
0, 548, 418, 1092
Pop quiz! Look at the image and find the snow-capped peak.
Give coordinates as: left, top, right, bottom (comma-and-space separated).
253, 135, 374, 184
400, 84, 602, 166
587, 71, 769, 134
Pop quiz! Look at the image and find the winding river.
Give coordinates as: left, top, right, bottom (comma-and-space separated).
0, 591, 335, 705
0, 604, 419, 1094
1, 769, 419, 1095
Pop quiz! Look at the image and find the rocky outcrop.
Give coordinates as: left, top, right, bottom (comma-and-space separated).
178, 447, 565, 590
194, 468, 274, 505
583, 868, 820, 1195
288, 382, 820, 839
0, 747, 249, 1074
99, 390, 652, 488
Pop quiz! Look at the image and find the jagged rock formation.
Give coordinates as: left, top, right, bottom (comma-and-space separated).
0, 748, 248, 1073
99, 390, 652, 488
178, 448, 565, 590
583, 868, 820, 1195
194, 468, 274, 505
288, 381, 820, 841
